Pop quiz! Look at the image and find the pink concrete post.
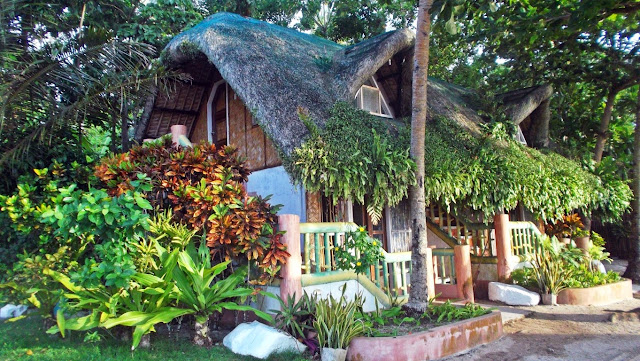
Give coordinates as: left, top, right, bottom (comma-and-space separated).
278, 214, 302, 304
494, 213, 512, 282
170, 124, 187, 145
454, 245, 474, 303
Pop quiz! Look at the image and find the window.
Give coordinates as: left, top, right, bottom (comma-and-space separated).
354, 78, 393, 117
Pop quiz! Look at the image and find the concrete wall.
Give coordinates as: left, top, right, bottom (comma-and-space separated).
246, 166, 306, 222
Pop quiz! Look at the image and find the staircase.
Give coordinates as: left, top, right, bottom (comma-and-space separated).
426, 203, 497, 263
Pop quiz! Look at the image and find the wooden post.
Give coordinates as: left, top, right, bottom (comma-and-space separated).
170, 125, 187, 146
426, 247, 436, 300
454, 245, 474, 303
278, 214, 302, 304
494, 213, 512, 282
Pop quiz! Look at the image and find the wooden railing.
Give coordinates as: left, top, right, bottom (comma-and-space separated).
297, 221, 474, 302
299, 222, 412, 298
426, 203, 496, 259
509, 221, 543, 257
432, 248, 456, 285
300, 222, 357, 274
370, 250, 412, 298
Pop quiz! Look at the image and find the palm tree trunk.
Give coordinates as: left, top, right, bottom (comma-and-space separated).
405, 0, 434, 313
194, 318, 212, 346
624, 87, 640, 283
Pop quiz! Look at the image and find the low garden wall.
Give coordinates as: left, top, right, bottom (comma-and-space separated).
557, 279, 633, 306
346, 310, 503, 361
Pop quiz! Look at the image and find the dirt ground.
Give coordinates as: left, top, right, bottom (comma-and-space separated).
443, 260, 640, 361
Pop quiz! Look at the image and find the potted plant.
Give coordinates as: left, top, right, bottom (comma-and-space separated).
572, 228, 591, 253
531, 238, 573, 305
313, 287, 365, 361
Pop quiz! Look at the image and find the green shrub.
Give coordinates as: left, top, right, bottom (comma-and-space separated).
94, 139, 289, 282
334, 227, 384, 275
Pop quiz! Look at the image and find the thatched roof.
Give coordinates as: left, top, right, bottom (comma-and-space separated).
141, 12, 552, 154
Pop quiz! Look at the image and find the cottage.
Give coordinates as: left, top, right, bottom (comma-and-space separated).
136, 13, 626, 302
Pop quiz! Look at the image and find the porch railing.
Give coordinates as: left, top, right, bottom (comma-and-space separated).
432, 248, 456, 285
426, 203, 496, 259
509, 221, 543, 257
300, 222, 412, 298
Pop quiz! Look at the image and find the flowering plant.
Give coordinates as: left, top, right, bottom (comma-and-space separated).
334, 227, 384, 275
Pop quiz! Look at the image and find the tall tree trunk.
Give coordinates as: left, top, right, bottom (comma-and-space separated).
623, 87, 640, 283
593, 89, 618, 163
405, 0, 433, 312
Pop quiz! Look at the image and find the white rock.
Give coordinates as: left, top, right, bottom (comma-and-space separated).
223, 321, 307, 359
513, 261, 534, 270
591, 260, 607, 274
0, 304, 28, 319
489, 282, 540, 306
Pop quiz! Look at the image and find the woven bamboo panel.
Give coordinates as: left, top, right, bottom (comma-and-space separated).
306, 192, 322, 223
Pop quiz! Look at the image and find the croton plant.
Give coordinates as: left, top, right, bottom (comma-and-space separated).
95, 138, 289, 283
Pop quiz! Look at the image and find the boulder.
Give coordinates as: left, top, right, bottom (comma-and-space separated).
489, 282, 540, 306
591, 260, 607, 274
0, 304, 28, 319
223, 321, 307, 359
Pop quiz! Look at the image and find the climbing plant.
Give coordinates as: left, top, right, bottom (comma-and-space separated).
286, 103, 416, 223
423, 117, 632, 222
287, 103, 631, 224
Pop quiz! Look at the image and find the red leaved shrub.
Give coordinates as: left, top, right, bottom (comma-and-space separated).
95, 138, 289, 281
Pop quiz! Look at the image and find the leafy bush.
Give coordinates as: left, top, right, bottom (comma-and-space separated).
334, 227, 384, 275
95, 139, 288, 281
564, 264, 621, 289
48, 236, 271, 350
424, 300, 491, 324
512, 236, 622, 292
271, 292, 317, 341
358, 299, 491, 337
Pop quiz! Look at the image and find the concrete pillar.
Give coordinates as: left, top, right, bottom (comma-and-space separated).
278, 214, 302, 304
425, 247, 436, 300
494, 213, 512, 282
170, 125, 187, 146
454, 245, 474, 303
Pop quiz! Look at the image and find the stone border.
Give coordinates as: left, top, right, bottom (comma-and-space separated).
557, 279, 633, 306
346, 310, 503, 361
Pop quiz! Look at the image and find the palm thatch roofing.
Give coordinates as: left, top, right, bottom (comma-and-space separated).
140, 12, 552, 154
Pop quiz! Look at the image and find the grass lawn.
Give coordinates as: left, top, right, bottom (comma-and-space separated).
0, 317, 311, 361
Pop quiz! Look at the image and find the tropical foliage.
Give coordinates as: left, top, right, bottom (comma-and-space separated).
423, 117, 632, 222
95, 139, 289, 281
287, 102, 416, 223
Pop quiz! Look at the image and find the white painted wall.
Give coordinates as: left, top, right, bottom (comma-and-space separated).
255, 282, 381, 314
246, 166, 306, 222
302, 280, 380, 313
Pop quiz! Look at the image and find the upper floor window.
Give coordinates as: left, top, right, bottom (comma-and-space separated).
354, 78, 393, 118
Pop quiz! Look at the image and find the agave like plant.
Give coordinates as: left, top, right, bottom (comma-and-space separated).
313, 285, 365, 350
156, 238, 273, 346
